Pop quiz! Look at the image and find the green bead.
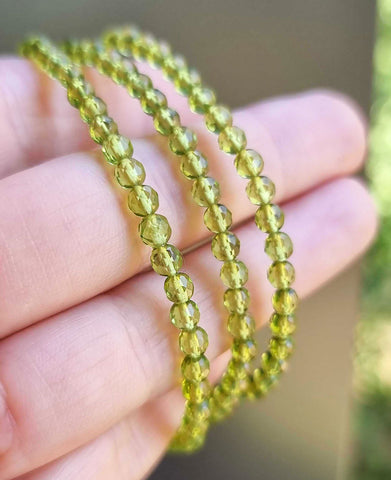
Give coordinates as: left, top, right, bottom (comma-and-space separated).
150, 244, 183, 276
180, 151, 209, 179
79, 95, 107, 123
269, 313, 296, 337
189, 86, 216, 114
186, 400, 211, 425
269, 336, 293, 360
127, 185, 159, 216
191, 176, 220, 206
272, 288, 298, 315
204, 204, 232, 233
89, 115, 118, 144
211, 232, 240, 261
227, 313, 255, 340
220, 260, 248, 288
174, 68, 201, 95
267, 261, 295, 289
102, 134, 133, 165
182, 379, 211, 403
115, 158, 146, 188
141, 88, 167, 115
153, 107, 180, 136
126, 72, 152, 98
147, 40, 171, 68
165, 273, 194, 303
246, 176, 275, 205
163, 54, 187, 80
138, 214, 172, 247
255, 204, 284, 232
132, 32, 156, 60
169, 127, 197, 155
112, 59, 137, 85
223, 288, 250, 314
218, 126, 247, 154
181, 355, 210, 382
227, 359, 251, 380
265, 232, 293, 261
253, 368, 278, 396
234, 149, 264, 178
232, 339, 257, 362
57, 64, 82, 87
67, 77, 94, 107
205, 105, 232, 133
170, 300, 200, 330
262, 351, 285, 376
179, 327, 209, 357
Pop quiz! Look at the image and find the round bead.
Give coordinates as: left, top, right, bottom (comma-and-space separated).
148, 40, 172, 68
151, 244, 183, 276
246, 176, 275, 205
232, 339, 257, 362
153, 107, 180, 136
89, 115, 118, 144
253, 368, 278, 396
115, 158, 146, 188
262, 351, 285, 376
181, 355, 210, 382
227, 359, 251, 380
169, 127, 197, 155
267, 261, 295, 289
269, 336, 293, 360
138, 214, 171, 247
79, 95, 107, 123
180, 151, 209, 179
163, 54, 187, 80
223, 288, 250, 314
189, 86, 216, 114
127, 185, 159, 216
165, 273, 194, 303
102, 134, 133, 165
179, 327, 209, 357
170, 300, 200, 330
265, 232, 293, 261
204, 204, 232, 233
57, 64, 82, 87
140, 88, 167, 115
255, 204, 284, 232
211, 232, 240, 261
269, 313, 296, 337
174, 68, 201, 95
112, 61, 137, 85
205, 105, 232, 133
218, 126, 247, 154
126, 72, 152, 98
182, 379, 211, 403
227, 313, 255, 340
191, 176, 220, 206
234, 149, 264, 178
272, 288, 299, 315
220, 260, 248, 288
67, 77, 94, 107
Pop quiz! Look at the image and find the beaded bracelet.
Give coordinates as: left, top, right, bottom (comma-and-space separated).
19, 28, 298, 453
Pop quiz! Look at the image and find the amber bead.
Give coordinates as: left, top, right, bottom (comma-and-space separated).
220, 260, 248, 288
265, 232, 293, 261
150, 244, 183, 276
246, 176, 275, 205
170, 300, 200, 330
79, 95, 107, 123
89, 115, 118, 144
269, 313, 296, 338
255, 204, 284, 232
218, 126, 247, 154
269, 336, 293, 360
267, 261, 295, 289
191, 176, 220, 206
189, 86, 216, 114
179, 327, 209, 357
205, 105, 232, 133
180, 151, 209, 179
169, 126, 197, 155
102, 134, 133, 165
115, 158, 146, 188
227, 313, 255, 340
204, 204, 232, 233
211, 232, 240, 261
138, 214, 172, 247
181, 355, 210, 382
127, 185, 159, 216
141, 88, 167, 115
272, 288, 299, 315
234, 149, 264, 178
165, 273, 194, 303
223, 288, 250, 314
153, 107, 180, 136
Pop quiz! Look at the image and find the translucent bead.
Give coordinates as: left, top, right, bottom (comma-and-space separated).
132, 32, 156, 60
246, 176, 275, 205
182, 379, 211, 403
79, 95, 107, 123
191, 176, 220, 206
169, 127, 197, 155
265, 232, 293, 261
255, 204, 284, 232
127, 185, 159, 216
227, 359, 251, 380
165, 273, 194, 303
189, 86, 216, 114
223, 287, 250, 314
170, 300, 200, 330
253, 368, 278, 396
126, 72, 152, 98
147, 40, 171, 68
269, 336, 293, 360
102, 134, 133, 165
138, 214, 172, 247
89, 115, 118, 144
234, 149, 264, 178
153, 107, 180, 136
140, 88, 167, 115
179, 327, 209, 357
205, 105, 232, 133
227, 313, 255, 340
272, 288, 299, 315
115, 158, 146, 188
269, 313, 296, 337
150, 244, 183, 276
57, 64, 82, 87
180, 151, 209, 179
232, 339, 257, 362
112, 61, 136, 85
218, 126, 247, 154
67, 77, 94, 107
204, 204, 232, 233
220, 260, 248, 288
181, 354, 210, 382
220, 374, 241, 396
163, 54, 187, 80
211, 232, 240, 261
262, 351, 285, 376
174, 68, 201, 95
267, 261, 295, 289
186, 400, 211, 424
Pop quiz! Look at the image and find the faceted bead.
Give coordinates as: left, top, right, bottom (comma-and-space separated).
205, 105, 232, 133
223, 287, 250, 314
141, 88, 167, 116
218, 126, 247, 154
186, 400, 211, 424
57, 64, 82, 87
180, 151, 209, 179
269, 336, 293, 360
170, 300, 200, 330
227, 313, 255, 340
227, 359, 251, 381
89, 115, 118, 144
272, 288, 299, 315
204, 204, 232, 233
265, 232, 293, 261
112, 60, 137, 85
220, 373, 241, 396
220, 260, 248, 288
232, 339, 257, 362
132, 32, 156, 60
174, 68, 201, 95
153, 107, 180, 136
163, 54, 187, 80
102, 134, 133, 165
115, 158, 146, 188
147, 40, 172, 68
67, 77, 94, 107
255, 204, 284, 232
262, 351, 285, 376
269, 313, 296, 337
189, 86, 216, 114
267, 261, 295, 289
211, 232, 240, 261
79, 95, 107, 123
169, 127, 197, 155
234, 149, 264, 178
138, 214, 172, 247
181, 354, 210, 382
179, 327, 209, 357
165, 273, 194, 303
150, 244, 183, 276
127, 185, 159, 216
126, 72, 152, 98
246, 176, 275, 205
253, 368, 278, 396
182, 379, 211, 403
191, 176, 220, 206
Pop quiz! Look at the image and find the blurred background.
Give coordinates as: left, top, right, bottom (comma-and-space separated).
1, 1, 388, 479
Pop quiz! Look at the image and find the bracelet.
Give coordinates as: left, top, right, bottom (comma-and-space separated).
19, 28, 298, 454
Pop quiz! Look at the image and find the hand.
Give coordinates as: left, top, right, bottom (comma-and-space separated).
0, 57, 377, 479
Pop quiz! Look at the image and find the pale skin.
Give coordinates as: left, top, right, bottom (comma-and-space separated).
0, 56, 378, 479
